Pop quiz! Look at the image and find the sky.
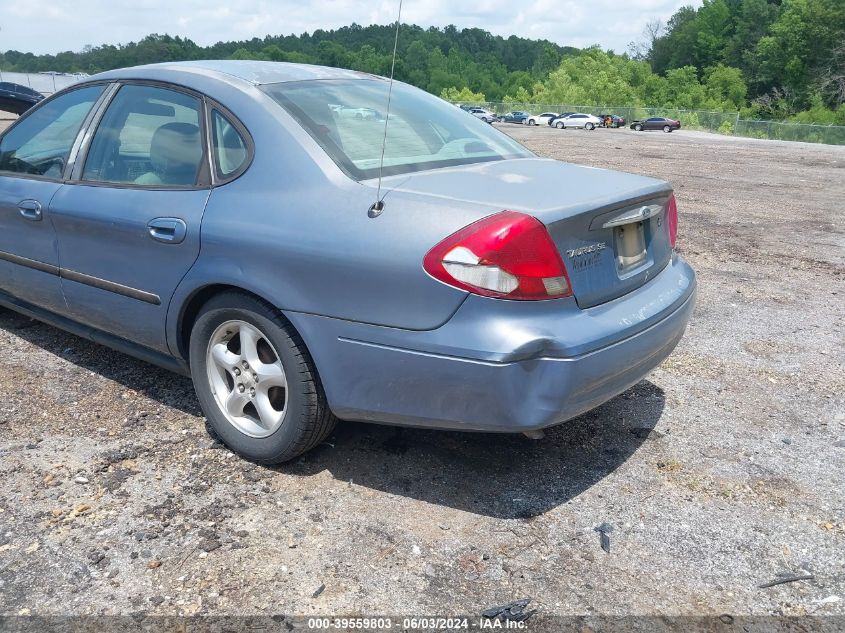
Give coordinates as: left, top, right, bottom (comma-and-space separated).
0, 0, 701, 56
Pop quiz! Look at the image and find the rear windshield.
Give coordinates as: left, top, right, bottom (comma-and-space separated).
261, 79, 533, 180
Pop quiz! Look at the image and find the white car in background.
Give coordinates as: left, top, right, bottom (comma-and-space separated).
468, 107, 496, 123
337, 106, 381, 120
553, 113, 603, 130
525, 112, 558, 126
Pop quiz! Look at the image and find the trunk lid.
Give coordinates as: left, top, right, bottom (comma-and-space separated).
373, 158, 675, 308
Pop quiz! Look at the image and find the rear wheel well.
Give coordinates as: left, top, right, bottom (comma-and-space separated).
177, 285, 292, 362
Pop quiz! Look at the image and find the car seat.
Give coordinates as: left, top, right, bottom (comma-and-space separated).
136, 122, 202, 185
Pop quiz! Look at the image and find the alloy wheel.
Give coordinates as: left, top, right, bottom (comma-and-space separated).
205, 319, 288, 438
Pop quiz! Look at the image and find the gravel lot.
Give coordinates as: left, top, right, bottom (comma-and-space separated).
0, 121, 843, 624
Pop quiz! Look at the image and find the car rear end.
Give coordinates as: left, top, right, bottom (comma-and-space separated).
288, 159, 696, 432
262, 77, 695, 432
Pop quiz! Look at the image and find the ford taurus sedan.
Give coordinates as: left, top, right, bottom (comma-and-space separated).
0, 61, 696, 463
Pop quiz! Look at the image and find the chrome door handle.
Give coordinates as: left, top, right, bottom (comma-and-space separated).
147, 218, 187, 244
18, 199, 43, 221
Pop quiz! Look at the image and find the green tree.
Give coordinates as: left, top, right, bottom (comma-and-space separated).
664, 66, 706, 108
703, 64, 748, 108
694, 0, 732, 66
503, 86, 533, 105
440, 86, 485, 102
230, 47, 261, 60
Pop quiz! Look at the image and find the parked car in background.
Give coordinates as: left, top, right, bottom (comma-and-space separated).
499, 111, 530, 124
525, 112, 558, 126
599, 114, 626, 128
631, 117, 681, 132
553, 113, 603, 130
468, 107, 496, 123
338, 106, 380, 120
548, 112, 575, 126
0, 82, 44, 115
0, 60, 695, 464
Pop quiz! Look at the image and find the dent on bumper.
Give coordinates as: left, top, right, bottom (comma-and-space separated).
287, 255, 696, 431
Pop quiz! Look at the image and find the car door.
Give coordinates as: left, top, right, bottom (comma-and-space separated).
0, 84, 107, 311
49, 82, 212, 353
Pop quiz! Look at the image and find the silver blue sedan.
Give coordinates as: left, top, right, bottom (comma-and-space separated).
0, 61, 696, 463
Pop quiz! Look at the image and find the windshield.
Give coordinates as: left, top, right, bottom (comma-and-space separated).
261, 79, 533, 180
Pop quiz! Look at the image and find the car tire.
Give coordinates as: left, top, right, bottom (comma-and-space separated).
189, 291, 336, 464
530, 119, 537, 126
586, 122, 594, 130
555, 121, 564, 129
663, 125, 672, 133
635, 124, 643, 131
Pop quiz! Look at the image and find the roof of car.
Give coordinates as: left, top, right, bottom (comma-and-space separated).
91, 60, 376, 86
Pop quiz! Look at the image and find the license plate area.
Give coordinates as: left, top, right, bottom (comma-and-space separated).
614, 222, 647, 272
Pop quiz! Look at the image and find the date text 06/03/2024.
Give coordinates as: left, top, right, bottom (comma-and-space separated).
306, 617, 529, 629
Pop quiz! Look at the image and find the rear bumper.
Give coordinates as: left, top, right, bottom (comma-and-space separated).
287, 254, 696, 432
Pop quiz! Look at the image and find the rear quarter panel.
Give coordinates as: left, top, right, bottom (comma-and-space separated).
168, 88, 482, 344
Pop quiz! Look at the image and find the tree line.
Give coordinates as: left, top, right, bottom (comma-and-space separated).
1, 7, 842, 124
640, 0, 845, 123
0, 25, 570, 103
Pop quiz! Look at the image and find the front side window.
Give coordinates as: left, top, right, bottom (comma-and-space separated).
0, 85, 104, 179
83, 84, 203, 187
211, 109, 249, 179
262, 79, 532, 180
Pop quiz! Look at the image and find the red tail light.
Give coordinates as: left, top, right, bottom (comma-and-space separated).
666, 194, 678, 248
423, 211, 572, 300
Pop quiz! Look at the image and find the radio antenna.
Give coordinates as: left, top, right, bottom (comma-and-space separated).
371, 0, 403, 217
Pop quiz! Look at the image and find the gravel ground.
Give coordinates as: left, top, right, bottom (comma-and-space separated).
0, 122, 843, 624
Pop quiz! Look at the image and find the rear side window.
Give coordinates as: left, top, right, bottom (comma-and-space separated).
262, 79, 532, 180
0, 85, 104, 179
82, 84, 203, 187
211, 109, 249, 180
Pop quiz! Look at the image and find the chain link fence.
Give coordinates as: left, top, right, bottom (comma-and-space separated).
462, 102, 845, 146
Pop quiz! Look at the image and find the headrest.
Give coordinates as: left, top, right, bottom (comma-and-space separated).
149, 122, 202, 183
